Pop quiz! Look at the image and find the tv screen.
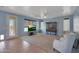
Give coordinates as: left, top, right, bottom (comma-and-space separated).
28, 27, 36, 32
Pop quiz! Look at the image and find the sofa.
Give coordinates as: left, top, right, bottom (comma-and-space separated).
53, 32, 76, 53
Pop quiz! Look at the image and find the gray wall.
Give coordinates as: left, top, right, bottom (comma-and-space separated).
0, 11, 7, 39
70, 15, 74, 32
0, 10, 74, 39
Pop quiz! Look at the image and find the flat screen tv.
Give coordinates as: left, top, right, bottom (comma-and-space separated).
28, 27, 36, 32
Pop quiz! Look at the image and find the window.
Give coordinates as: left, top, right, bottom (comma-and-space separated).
24, 27, 28, 32
0, 34, 4, 40
64, 20, 70, 31
74, 17, 79, 32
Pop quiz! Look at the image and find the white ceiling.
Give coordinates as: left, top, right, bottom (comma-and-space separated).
0, 6, 77, 19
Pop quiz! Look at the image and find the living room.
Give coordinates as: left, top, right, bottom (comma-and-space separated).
0, 6, 79, 53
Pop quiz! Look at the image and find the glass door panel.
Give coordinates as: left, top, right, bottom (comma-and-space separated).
9, 19, 16, 37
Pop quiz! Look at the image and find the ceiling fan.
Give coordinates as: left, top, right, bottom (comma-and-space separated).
40, 9, 48, 19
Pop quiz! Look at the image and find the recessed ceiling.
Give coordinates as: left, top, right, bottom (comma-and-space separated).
0, 6, 77, 19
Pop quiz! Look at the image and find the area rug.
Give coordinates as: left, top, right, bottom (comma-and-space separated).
21, 33, 56, 52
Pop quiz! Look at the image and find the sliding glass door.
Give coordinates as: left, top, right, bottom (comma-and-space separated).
9, 19, 16, 37
7, 16, 17, 38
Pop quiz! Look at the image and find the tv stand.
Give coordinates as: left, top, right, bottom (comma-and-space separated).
28, 31, 36, 36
